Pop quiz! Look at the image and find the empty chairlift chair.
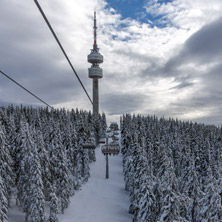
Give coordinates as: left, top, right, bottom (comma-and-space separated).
83, 137, 96, 149
112, 135, 119, 141
109, 122, 119, 131
101, 144, 120, 156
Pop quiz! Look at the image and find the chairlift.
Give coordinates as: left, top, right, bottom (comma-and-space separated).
83, 143, 96, 149
101, 144, 120, 155
107, 134, 113, 138
112, 135, 119, 141
110, 122, 119, 131
113, 131, 119, 136
99, 138, 106, 144
109, 141, 119, 145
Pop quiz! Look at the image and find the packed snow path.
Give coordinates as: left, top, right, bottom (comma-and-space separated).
58, 142, 133, 222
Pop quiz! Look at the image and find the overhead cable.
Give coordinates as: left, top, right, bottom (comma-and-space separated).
0, 70, 54, 109
33, 0, 93, 105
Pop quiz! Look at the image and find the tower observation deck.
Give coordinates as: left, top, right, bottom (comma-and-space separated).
88, 12, 103, 114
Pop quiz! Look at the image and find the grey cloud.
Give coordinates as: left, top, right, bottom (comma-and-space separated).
170, 74, 195, 90
184, 18, 222, 62
113, 47, 159, 63
101, 14, 222, 126
170, 81, 194, 90
140, 17, 222, 107
193, 112, 222, 126
202, 63, 222, 90
165, 89, 222, 126
165, 17, 222, 72
142, 62, 222, 125
144, 97, 222, 126
140, 17, 222, 81
0, 1, 90, 107
101, 92, 146, 115
188, 63, 222, 109
105, 17, 222, 125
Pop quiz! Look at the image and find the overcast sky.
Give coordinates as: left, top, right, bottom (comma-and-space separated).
0, 0, 221, 125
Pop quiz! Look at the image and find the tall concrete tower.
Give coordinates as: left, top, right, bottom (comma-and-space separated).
88, 12, 103, 114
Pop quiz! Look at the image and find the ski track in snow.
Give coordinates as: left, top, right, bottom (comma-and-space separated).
58, 141, 133, 222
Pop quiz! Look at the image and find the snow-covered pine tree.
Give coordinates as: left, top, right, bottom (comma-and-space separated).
154, 141, 184, 221
28, 137, 46, 222
92, 113, 100, 144
70, 124, 82, 190
0, 123, 14, 207
48, 183, 59, 222
0, 175, 8, 222
75, 130, 84, 186
102, 112, 107, 136
128, 133, 140, 214
37, 131, 51, 201
6, 112, 17, 165
196, 166, 222, 221
88, 131, 96, 162
16, 117, 32, 209
79, 124, 90, 182
16, 119, 46, 222
133, 146, 156, 222
50, 123, 73, 214
82, 149, 90, 182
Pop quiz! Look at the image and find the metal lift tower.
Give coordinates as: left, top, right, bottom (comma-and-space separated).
88, 12, 103, 114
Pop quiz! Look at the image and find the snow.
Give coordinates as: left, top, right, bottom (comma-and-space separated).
8, 137, 133, 222
58, 143, 133, 222
8, 203, 25, 222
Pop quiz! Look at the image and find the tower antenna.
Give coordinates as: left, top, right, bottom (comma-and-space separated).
94, 11, 97, 49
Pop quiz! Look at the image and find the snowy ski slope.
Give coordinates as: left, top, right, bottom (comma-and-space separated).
8, 132, 132, 222
58, 138, 133, 222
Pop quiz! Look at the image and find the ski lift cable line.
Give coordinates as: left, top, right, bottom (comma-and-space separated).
33, 0, 93, 106
0, 70, 54, 110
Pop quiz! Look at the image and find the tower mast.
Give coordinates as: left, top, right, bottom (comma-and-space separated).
93, 11, 97, 49
88, 12, 103, 114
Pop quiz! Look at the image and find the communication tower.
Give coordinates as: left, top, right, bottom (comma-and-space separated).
88, 11, 103, 114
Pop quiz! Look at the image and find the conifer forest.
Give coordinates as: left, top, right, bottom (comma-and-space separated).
121, 114, 222, 221
1, 106, 222, 222
0, 106, 106, 222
